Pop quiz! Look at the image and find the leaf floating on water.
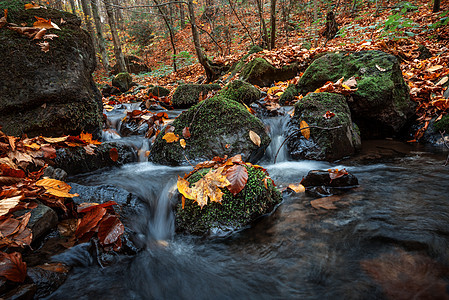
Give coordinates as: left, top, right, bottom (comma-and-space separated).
288, 183, 305, 193
299, 120, 310, 140
224, 165, 248, 195
162, 132, 179, 143
310, 195, 342, 210
249, 130, 261, 146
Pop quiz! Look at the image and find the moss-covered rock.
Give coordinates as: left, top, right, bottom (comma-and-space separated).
434, 114, 449, 133
172, 83, 221, 109
0, 1, 102, 137
279, 84, 299, 105
149, 95, 270, 165
240, 57, 298, 87
147, 85, 170, 97
112, 72, 133, 93
296, 51, 415, 137
286, 92, 361, 161
219, 80, 261, 105
175, 165, 282, 235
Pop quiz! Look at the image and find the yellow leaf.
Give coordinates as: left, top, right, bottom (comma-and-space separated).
42, 136, 68, 143
180, 139, 186, 149
342, 84, 351, 90
300, 120, 310, 140
24, 143, 40, 150
104, 105, 115, 111
275, 92, 284, 97
249, 130, 261, 146
177, 176, 195, 200
163, 132, 179, 143
35, 178, 79, 198
288, 183, 305, 193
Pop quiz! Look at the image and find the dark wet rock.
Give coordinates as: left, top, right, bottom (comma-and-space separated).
444, 88, 449, 99
175, 165, 282, 235
111, 55, 150, 75
147, 85, 170, 97
301, 169, 358, 197
119, 121, 149, 137
219, 80, 261, 105
240, 57, 298, 87
295, 51, 415, 137
287, 92, 361, 161
27, 267, 68, 299
417, 116, 449, 147
13, 203, 58, 242
149, 95, 270, 165
54, 142, 137, 175
43, 166, 67, 181
112, 72, 133, 93
0, 1, 102, 138
172, 84, 221, 109
1, 283, 36, 300
101, 84, 122, 97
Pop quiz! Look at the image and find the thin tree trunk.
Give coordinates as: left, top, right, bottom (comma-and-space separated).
80, 0, 100, 64
103, 0, 126, 73
113, 0, 124, 29
91, 0, 110, 71
153, 0, 177, 72
229, 0, 254, 45
180, 3, 185, 29
269, 0, 276, 49
313, 0, 318, 47
433, 0, 441, 13
255, 0, 269, 48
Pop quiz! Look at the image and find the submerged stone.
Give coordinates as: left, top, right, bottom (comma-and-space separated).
175, 165, 282, 235
149, 95, 270, 165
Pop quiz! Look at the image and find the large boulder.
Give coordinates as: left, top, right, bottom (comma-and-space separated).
176, 164, 282, 235
149, 95, 270, 165
287, 92, 361, 161
296, 51, 415, 137
112, 72, 133, 93
219, 80, 261, 105
240, 57, 298, 87
147, 85, 170, 97
0, 1, 103, 137
172, 83, 221, 108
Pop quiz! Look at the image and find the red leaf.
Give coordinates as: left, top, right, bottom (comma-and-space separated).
328, 168, 348, 180
0, 164, 25, 178
0, 252, 27, 282
323, 111, 335, 119
75, 206, 107, 239
98, 215, 124, 246
41, 145, 56, 159
224, 165, 248, 195
77, 201, 117, 213
182, 127, 191, 138
109, 147, 119, 162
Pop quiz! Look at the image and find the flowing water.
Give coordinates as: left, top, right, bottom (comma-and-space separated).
45, 108, 449, 299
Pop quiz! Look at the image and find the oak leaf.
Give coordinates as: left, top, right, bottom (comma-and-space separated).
33, 16, 60, 30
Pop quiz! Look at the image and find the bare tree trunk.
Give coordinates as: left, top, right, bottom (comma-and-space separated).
113, 0, 124, 29
269, 0, 277, 50
229, 0, 255, 46
153, 0, 177, 72
80, 0, 100, 64
187, 0, 228, 82
180, 3, 185, 29
91, 0, 110, 71
255, 0, 269, 48
313, 0, 318, 47
433, 0, 441, 13
103, 0, 126, 73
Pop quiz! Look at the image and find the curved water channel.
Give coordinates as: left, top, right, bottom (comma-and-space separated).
46, 105, 449, 299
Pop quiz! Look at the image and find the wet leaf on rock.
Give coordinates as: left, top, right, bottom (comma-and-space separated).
287, 183, 305, 193
249, 130, 261, 146
98, 215, 124, 246
162, 132, 179, 143
224, 165, 248, 195
300, 120, 310, 140
0, 252, 27, 282
109, 147, 119, 162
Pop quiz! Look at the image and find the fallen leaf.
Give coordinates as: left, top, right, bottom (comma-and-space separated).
98, 215, 124, 246
162, 132, 179, 143
182, 127, 191, 138
311, 196, 341, 210
109, 147, 119, 162
42, 136, 68, 143
33, 28, 47, 39
25, 2, 41, 9
35, 178, 79, 198
249, 130, 261, 146
75, 206, 107, 239
0, 9, 7, 29
224, 165, 248, 195
37, 263, 70, 273
0, 252, 27, 282
323, 111, 335, 119
436, 76, 448, 86
80, 132, 101, 145
300, 120, 310, 140
177, 176, 195, 200
38, 41, 50, 53
425, 65, 443, 72
288, 183, 305, 193
376, 64, 386, 72
342, 76, 357, 88
180, 139, 186, 149
0, 195, 22, 216
328, 168, 348, 180
33, 16, 60, 30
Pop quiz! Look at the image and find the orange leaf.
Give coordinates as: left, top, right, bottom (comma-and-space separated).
162, 132, 179, 143
300, 120, 310, 140
109, 147, 119, 162
33, 16, 60, 30
75, 206, 107, 239
180, 139, 186, 149
79, 132, 101, 145
35, 178, 79, 198
25, 2, 41, 9
98, 215, 124, 246
328, 168, 348, 180
0, 252, 27, 282
288, 183, 305, 193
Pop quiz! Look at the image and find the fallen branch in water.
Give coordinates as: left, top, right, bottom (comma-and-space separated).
274, 125, 343, 164
440, 131, 449, 166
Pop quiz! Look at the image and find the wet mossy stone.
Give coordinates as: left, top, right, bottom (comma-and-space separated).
279, 84, 298, 105
147, 85, 170, 97
149, 95, 271, 165
175, 165, 282, 235
296, 51, 415, 137
434, 114, 449, 133
0, 1, 102, 137
219, 80, 261, 105
112, 72, 133, 93
286, 92, 361, 161
240, 57, 298, 87
172, 83, 221, 109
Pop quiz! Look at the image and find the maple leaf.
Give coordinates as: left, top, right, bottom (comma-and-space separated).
224, 165, 248, 195
35, 178, 79, 198
0, 252, 27, 283
300, 120, 310, 140
249, 130, 261, 146
162, 132, 179, 143
33, 16, 61, 30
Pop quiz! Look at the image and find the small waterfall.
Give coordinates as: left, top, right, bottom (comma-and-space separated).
262, 113, 291, 163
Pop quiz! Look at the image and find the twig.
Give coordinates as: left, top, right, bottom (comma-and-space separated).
440, 131, 449, 166
228, 0, 255, 46
273, 125, 343, 164
183, 153, 195, 167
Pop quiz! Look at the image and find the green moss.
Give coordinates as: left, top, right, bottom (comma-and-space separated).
240, 57, 275, 81
219, 80, 261, 105
147, 85, 170, 97
434, 114, 449, 133
279, 84, 298, 105
175, 165, 282, 235
149, 95, 270, 165
172, 84, 221, 108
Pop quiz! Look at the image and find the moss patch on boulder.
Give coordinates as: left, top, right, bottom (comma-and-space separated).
287, 92, 361, 161
279, 84, 299, 105
172, 84, 221, 109
219, 80, 261, 105
434, 114, 449, 133
149, 95, 270, 165
175, 165, 282, 235
240, 57, 298, 87
112, 72, 133, 93
147, 85, 170, 97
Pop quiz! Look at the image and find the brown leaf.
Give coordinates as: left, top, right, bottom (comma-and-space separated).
33, 28, 47, 40
38, 41, 50, 53
109, 147, 119, 162
33, 16, 60, 30
310, 195, 342, 210
0, 217, 21, 237
0, 195, 23, 217
75, 206, 107, 239
182, 127, 191, 138
0, 164, 25, 178
98, 215, 124, 246
224, 165, 248, 195
249, 130, 261, 146
37, 263, 70, 273
0, 252, 27, 282
300, 120, 310, 140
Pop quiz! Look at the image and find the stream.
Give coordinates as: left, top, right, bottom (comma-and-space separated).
45, 106, 449, 299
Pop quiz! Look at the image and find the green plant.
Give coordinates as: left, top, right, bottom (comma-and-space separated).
427, 11, 449, 30
173, 51, 195, 69
376, 7, 419, 40
127, 16, 155, 47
